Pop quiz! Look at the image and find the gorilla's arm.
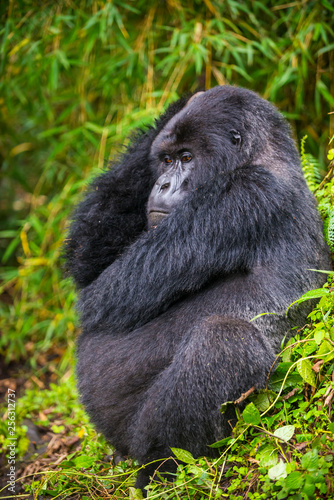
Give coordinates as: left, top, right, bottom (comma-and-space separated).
78, 165, 301, 333
64, 139, 154, 289
65, 98, 190, 289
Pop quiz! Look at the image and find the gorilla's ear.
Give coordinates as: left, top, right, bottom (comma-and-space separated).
230, 129, 242, 146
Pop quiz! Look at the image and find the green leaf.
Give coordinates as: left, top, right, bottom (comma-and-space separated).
287, 288, 329, 314
242, 402, 261, 425
270, 363, 303, 392
129, 487, 144, 499
303, 340, 318, 357
297, 359, 316, 387
268, 461, 287, 480
51, 424, 65, 434
318, 340, 334, 362
209, 436, 234, 448
257, 444, 278, 467
250, 312, 278, 322
301, 450, 319, 472
273, 425, 295, 442
282, 346, 292, 362
314, 330, 325, 345
187, 465, 208, 478
171, 448, 196, 464
84, 121, 105, 134
220, 400, 234, 414
302, 476, 316, 497
42, 490, 58, 497
318, 339, 332, 355
285, 471, 304, 489
59, 460, 75, 468
73, 455, 95, 468
251, 390, 276, 412
316, 80, 334, 107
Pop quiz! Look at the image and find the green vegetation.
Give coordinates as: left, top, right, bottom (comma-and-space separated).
1, 1, 334, 499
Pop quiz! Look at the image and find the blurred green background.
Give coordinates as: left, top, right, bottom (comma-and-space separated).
1, 0, 333, 364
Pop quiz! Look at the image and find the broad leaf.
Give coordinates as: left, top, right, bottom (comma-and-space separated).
268, 461, 287, 480
314, 330, 325, 345
171, 448, 196, 464
73, 455, 95, 468
285, 471, 303, 489
297, 359, 316, 387
257, 444, 278, 467
242, 402, 261, 425
273, 425, 295, 442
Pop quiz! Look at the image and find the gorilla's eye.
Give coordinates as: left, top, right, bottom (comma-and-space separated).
164, 155, 173, 164
181, 153, 192, 163
230, 130, 241, 146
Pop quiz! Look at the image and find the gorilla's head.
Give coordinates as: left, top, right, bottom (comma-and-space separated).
147, 87, 248, 227
147, 85, 295, 228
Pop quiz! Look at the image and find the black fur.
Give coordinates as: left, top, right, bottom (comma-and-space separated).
65, 86, 331, 491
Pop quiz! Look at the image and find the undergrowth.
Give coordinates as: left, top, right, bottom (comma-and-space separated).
1, 0, 334, 365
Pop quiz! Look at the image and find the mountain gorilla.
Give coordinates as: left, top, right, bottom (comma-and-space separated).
65, 86, 331, 491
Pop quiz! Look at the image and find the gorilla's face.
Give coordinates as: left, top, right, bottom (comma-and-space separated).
147, 89, 244, 228
147, 93, 212, 228
147, 148, 195, 227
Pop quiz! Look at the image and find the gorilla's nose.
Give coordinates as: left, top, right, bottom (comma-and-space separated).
159, 181, 171, 193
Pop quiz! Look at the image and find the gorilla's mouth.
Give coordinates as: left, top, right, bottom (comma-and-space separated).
148, 210, 169, 226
